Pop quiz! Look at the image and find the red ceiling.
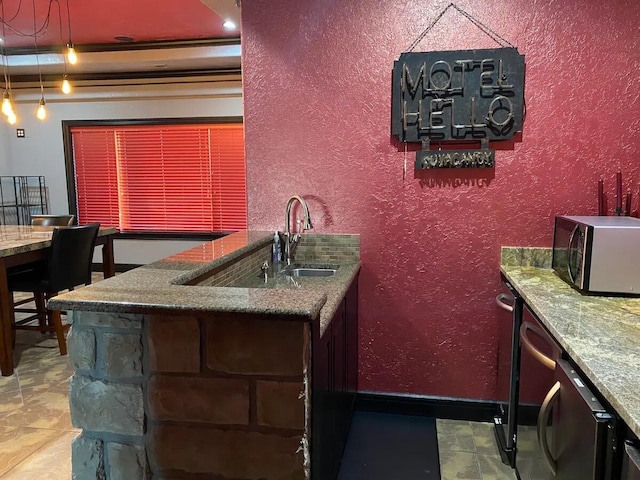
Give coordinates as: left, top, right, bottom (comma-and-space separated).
0, 0, 236, 48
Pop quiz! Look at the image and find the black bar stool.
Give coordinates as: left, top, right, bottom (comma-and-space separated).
8, 223, 100, 355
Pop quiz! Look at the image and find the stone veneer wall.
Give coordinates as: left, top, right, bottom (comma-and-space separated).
68, 310, 311, 480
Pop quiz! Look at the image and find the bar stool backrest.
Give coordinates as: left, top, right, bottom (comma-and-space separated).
31, 214, 75, 227
47, 223, 100, 291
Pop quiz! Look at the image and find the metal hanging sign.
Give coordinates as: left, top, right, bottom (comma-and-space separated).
391, 47, 525, 169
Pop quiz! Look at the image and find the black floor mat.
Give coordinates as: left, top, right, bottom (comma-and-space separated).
337, 411, 441, 480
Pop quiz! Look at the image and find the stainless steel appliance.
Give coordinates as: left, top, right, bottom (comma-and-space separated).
494, 279, 618, 479
513, 305, 562, 480
493, 279, 522, 467
622, 442, 640, 480
552, 216, 640, 295
494, 279, 560, 471
527, 359, 617, 480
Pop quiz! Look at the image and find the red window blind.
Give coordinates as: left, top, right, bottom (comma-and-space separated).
72, 129, 120, 228
70, 123, 247, 233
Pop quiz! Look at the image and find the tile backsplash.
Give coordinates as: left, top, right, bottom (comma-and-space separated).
500, 247, 552, 268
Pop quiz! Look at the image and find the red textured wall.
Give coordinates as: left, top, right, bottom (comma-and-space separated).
241, 0, 640, 400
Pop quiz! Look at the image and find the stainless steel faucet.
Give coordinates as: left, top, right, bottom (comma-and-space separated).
284, 195, 313, 265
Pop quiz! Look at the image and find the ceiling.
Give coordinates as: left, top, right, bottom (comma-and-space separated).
0, 0, 242, 79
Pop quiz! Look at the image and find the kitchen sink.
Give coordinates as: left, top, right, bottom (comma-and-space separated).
283, 266, 339, 277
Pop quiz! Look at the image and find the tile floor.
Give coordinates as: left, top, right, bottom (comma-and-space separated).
436, 419, 516, 480
0, 281, 517, 480
0, 330, 76, 479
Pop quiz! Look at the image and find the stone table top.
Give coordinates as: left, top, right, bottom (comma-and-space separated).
0, 225, 118, 256
500, 263, 640, 438
50, 231, 360, 331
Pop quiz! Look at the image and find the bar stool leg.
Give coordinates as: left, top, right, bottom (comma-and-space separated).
49, 309, 67, 356
35, 293, 47, 328
9, 292, 16, 349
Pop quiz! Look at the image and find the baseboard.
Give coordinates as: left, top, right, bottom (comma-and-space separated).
356, 391, 501, 422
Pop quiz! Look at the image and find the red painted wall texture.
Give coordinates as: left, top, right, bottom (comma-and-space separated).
241, 0, 640, 400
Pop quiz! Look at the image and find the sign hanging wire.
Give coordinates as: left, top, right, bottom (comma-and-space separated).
407, 3, 515, 52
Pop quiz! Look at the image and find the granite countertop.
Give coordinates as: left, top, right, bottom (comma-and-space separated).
50, 231, 360, 334
235, 262, 361, 337
500, 253, 640, 438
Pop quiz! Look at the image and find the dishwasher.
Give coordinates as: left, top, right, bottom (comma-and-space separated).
525, 359, 617, 480
493, 277, 560, 471
623, 441, 640, 480
493, 279, 521, 467
494, 277, 618, 479
514, 305, 562, 479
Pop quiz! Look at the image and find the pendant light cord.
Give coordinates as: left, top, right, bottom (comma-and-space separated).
55, 0, 68, 75
0, 0, 11, 92
31, 0, 44, 98
0, 0, 57, 38
65, 0, 72, 43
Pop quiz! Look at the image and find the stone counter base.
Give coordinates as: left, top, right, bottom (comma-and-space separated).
68, 311, 311, 480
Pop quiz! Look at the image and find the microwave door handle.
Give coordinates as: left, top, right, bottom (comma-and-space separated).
520, 322, 556, 370
567, 224, 580, 283
538, 380, 560, 476
495, 293, 514, 312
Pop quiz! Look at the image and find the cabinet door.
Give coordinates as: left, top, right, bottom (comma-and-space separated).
312, 324, 335, 480
345, 278, 359, 406
311, 276, 360, 480
331, 301, 348, 462
332, 302, 346, 395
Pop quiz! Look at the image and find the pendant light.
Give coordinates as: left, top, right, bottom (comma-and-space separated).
36, 98, 47, 120
65, 0, 78, 64
57, 1, 72, 94
32, 0, 47, 121
1, 92, 12, 117
66, 43, 77, 64
61, 75, 72, 94
2, 0, 76, 122
1, 1, 15, 123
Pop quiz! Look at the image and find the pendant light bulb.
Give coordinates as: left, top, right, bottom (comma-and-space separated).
62, 77, 72, 94
36, 98, 47, 121
66, 43, 78, 65
1, 92, 12, 117
7, 111, 17, 125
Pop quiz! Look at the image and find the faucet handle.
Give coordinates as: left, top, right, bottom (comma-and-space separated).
261, 261, 270, 283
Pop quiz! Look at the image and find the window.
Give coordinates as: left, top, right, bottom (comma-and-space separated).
69, 122, 247, 233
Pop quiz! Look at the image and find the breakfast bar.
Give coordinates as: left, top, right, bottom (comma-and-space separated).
49, 230, 360, 480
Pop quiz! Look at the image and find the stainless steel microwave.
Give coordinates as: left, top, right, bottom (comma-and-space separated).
552, 215, 640, 295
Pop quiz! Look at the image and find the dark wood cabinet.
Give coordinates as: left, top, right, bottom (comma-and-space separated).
312, 276, 359, 480
345, 278, 358, 411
